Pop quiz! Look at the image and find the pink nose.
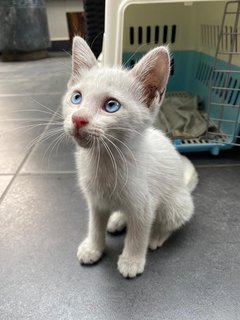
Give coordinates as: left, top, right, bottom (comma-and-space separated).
72, 115, 89, 129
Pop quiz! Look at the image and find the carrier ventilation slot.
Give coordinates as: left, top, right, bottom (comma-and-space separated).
181, 137, 227, 145
138, 27, 143, 44
170, 59, 175, 76
155, 26, 159, 43
196, 61, 212, 85
212, 72, 240, 105
146, 26, 151, 44
130, 27, 134, 45
182, 139, 205, 144
129, 59, 135, 68
129, 25, 177, 45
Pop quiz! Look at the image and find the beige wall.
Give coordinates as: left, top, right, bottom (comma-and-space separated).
46, 0, 84, 41
123, 1, 227, 53
122, 1, 239, 65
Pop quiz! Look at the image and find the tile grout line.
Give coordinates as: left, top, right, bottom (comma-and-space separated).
0, 107, 62, 204
10, 162, 240, 176
12, 162, 240, 175
0, 92, 63, 97
1, 163, 239, 179
18, 171, 76, 175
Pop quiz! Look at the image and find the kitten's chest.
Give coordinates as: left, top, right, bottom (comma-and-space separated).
76, 150, 131, 200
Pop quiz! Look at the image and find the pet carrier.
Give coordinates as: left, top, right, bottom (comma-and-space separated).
102, 0, 240, 155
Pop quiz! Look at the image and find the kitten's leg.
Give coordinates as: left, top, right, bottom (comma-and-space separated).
77, 205, 110, 264
107, 211, 127, 234
149, 189, 194, 250
117, 207, 153, 278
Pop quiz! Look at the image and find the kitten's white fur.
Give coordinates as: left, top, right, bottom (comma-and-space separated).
62, 37, 198, 278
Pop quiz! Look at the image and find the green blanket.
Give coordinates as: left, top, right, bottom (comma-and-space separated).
154, 92, 208, 139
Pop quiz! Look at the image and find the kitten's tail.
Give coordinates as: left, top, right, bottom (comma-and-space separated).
180, 155, 199, 193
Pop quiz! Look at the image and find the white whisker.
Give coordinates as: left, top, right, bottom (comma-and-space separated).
100, 137, 118, 197
55, 133, 67, 156
104, 132, 138, 167
46, 133, 66, 168
30, 98, 63, 120
7, 108, 61, 119
42, 131, 64, 165
95, 137, 101, 185
102, 134, 129, 194
109, 127, 144, 138
26, 127, 64, 151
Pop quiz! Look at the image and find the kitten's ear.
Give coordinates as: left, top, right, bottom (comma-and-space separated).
130, 47, 170, 107
68, 36, 98, 87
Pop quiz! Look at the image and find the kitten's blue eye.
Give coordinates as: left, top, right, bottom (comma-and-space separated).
71, 92, 82, 104
104, 100, 121, 113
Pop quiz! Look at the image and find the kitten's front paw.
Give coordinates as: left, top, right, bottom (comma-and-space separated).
117, 255, 145, 278
77, 239, 103, 265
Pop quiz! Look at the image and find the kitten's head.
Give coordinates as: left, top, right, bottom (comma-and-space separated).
62, 36, 170, 148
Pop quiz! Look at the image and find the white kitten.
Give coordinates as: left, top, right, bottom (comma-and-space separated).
62, 36, 198, 278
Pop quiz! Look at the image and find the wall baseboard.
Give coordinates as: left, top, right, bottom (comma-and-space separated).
0, 40, 71, 54
49, 40, 71, 52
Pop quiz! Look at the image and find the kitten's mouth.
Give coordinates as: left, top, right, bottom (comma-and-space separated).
71, 129, 101, 148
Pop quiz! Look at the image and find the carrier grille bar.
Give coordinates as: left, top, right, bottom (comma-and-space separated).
207, 0, 240, 145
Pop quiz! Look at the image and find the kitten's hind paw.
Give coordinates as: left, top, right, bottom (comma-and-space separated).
117, 255, 145, 278
77, 239, 103, 265
148, 231, 171, 251
107, 211, 127, 234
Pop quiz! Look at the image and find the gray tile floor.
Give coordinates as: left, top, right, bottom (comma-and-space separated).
0, 54, 240, 320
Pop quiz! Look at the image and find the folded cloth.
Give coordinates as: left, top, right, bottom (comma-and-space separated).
154, 92, 208, 139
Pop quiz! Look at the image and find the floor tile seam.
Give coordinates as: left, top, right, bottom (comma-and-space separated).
0, 92, 63, 97
0, 119, 54, 123
0, 175, 15, 203
0, 164, 239, 175
0, 173, 19, 205
0, 107, 62, 204
18, 171, 76, 175
8, 163, 240, 175
17, 162, 240, 174
1, 164, 239, 177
